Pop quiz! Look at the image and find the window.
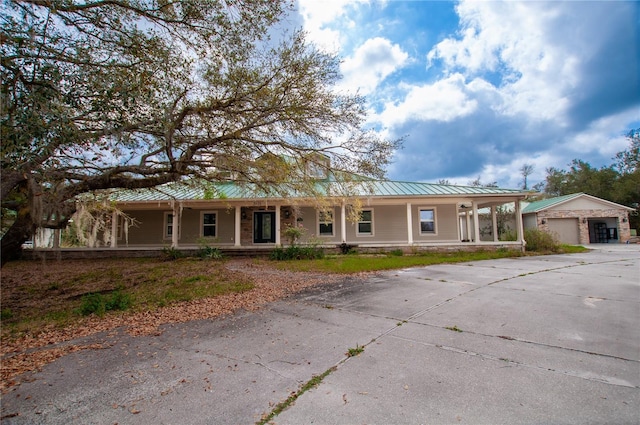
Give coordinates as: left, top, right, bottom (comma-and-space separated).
357, 209, 373, 236
201, 212, 217, 237
318, 210, 334, 236
164, 212, 174, 239
420, 209, 436, 234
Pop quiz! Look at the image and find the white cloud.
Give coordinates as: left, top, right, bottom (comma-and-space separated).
292, 0, 639, 187
427, 1, 581, 123
375, 73, 485, 127
563, 109, 640, 159
297, 0, 369, 52
338, 37, 408, 94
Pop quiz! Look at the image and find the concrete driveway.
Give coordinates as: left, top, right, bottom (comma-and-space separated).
2, 245, 639, 424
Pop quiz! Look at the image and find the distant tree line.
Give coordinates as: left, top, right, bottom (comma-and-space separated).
534, 129, 639, 231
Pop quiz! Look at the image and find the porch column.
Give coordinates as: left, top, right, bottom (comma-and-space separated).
111, 210, 118, 248
491, 206, 499, 242
465, 211, 471, 241
234, 206, 241, 247
472, 202, 480, 243
275, 205, 281, 245
515, 199, 524, 244
406, 203, 413, 245
53, 229, 61, 249
171, 201, 181, 248
341, 203, 347, 243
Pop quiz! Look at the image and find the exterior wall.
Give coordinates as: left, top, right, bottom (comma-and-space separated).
180, 208, 236, 245
523, 214, 537, 230
344, 205, 408, 243
548, 197, 609, 211
412, 204, 459, 242
296, 206, 342, 244
124, 208, 238, 246
532, 209, 631, 244
125, 210, 166, 245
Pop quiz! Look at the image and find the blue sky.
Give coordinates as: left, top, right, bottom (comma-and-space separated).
289, 0, 639, 189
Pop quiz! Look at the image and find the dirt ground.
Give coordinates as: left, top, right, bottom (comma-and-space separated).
0, 258, 359, 392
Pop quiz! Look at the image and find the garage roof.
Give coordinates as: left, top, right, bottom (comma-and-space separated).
522, 193, 634, 213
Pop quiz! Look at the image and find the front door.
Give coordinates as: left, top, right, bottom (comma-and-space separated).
254, 212, 276, 243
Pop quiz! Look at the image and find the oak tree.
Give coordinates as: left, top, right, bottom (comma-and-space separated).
1, 0, 400, 264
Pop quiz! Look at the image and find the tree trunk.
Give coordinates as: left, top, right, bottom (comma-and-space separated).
1, 210, 33, 267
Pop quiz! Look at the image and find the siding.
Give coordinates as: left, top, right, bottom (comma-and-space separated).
297, 206, 342, 244
345, 205, 407, 243
181, 208, 236, 245
412, 204, 458, 242
549, 198, 611, 211
125, 210, 166, 245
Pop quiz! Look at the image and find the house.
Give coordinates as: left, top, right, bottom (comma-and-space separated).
522, 193, 634, 244
103, 177, 530, 253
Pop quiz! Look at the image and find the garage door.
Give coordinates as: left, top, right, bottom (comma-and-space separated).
547, 218, 580, 244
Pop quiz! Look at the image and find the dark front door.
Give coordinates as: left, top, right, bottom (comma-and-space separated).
254, 212, 276, 243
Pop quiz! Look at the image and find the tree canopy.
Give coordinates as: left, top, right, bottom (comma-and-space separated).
0, 0, 400, 264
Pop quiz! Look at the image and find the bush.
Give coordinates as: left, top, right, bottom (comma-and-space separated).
500, 230, 518, 241
524, 229, 560, 252
78, 293, 106, 316
105, 290, 132, 311
339, 243, 357, 255
270, 245, 325, 260
78, 290, 132, 316
197, 246, 223, 260
283, 224, 305, 246
162, 246, 184, 261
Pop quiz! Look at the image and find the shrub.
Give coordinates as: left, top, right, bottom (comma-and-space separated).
500, 230, 518, 241
270, 245, 324, 261
105, 290, 132, 311
162, 246, 184, 260
339, 243, 357, 255
197, 246, 223, 260
283, 224, 305, 246
524, 228, 560, 252
78, 293, 106, 316
78, 290, 132, 316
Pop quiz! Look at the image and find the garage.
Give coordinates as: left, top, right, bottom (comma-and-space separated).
522, 193, 634, 245
547, 218, 580, 244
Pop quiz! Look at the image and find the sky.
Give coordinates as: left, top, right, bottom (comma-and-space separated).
288, 0, 639, 189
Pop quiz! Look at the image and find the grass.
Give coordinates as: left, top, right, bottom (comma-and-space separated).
1, 258, 254, 335
257, 366, 336, 425
266, 249, 525, 274
346, 344, 365, 357
1, 245, 588, 337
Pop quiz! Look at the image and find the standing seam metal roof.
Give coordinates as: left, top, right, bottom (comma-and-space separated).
521, 193, 585, 213
112, 179, 526, 202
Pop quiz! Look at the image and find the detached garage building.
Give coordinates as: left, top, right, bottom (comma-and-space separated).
522, 193, 634, 244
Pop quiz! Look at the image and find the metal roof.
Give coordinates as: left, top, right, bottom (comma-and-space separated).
521, 193, 584, 213
112, 179, 527, 203
522, 192, 634, 213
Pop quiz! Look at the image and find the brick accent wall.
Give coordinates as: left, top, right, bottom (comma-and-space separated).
536, 209, 631, 244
